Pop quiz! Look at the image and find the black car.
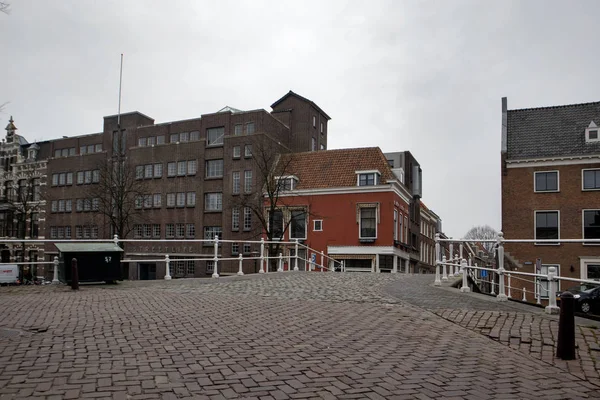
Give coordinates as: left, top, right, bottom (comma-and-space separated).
557, 283, 600, 314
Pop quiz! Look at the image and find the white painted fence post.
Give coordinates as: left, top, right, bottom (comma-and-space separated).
459, 243, 464, 273
237, 253, 244, 276
434, 234, 441, 286
442, 255, 448, 281
212, 235, 219, 278
460, 259, 470, 292
52, 256, 60, 284
294, 239, 299, 271
507, 273, 511, 298
449, 242, 454, 276
113, 234, 119, 247
545, 266, 560, 314
278, 253, 283, 272
320, 252, 324, 272
496, 232, 507, 301
259, 238, 265, 274
522, 287, 527, 302
164, 254, 172, 280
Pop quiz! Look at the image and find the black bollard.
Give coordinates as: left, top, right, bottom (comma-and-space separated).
71, 258, 79, 291
556, 291, 575, 360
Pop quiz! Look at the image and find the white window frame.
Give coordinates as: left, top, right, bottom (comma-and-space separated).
580, 257, 600, 281
359, 207, 378, 240
206, 159, 224, 178
356, 170, 381, 187
244, 170, 252, 193
535, 264, 560, 299
232, 208, 240, 231
534, 210, 560, 245
313, 220, 323, 232
582, 168, 600, 191
586, 122, 600, 143
233, 146, 241, 159
582, 209, 600, 246
394, 209, 398, 241
289, 210, 307, 240
534, 170, 559, 193
243, 207, 252, 231
205, 193, 223, 211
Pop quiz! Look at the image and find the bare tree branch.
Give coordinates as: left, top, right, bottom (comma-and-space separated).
0, 2, 10, 14
464, 225, 498, 253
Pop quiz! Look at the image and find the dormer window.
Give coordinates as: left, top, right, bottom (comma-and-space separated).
276, 175, 298, 191
356, 170, 381, 186
586, 121, 600, 143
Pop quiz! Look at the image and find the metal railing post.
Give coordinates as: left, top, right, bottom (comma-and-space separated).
164, 254, 172, 280
237, 253, 244, 276
496, 232, 508, 301
522, 287, 526, 302
52, 256, 60, 284
442, 255, 448, 281
113, 234, 119, 247
507, 273, 511, 298
460, 258, 470, 292
537, 279, 542, 304
545, 266, 560, 314
278, 253, 283, 272
320, 252, 324, 272
459, 243, 464, 273
434, 234, 441, 286
449, 242, 454, 275
293, 239, 299, 271
212, 235, 219, 278
259, 238, 265, 274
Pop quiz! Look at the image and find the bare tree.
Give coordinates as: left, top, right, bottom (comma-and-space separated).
0, 2, 9, 14
233, 134, 313, 271
464, 225, 498, 253
83, 155, 150, 244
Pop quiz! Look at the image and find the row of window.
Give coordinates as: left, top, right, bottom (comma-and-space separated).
270, 210, 308, 240
232, 207, 252, 231
49, 225, 99, 239
137, 124, 256, 148
393, 210, 409, 244
232, 145, 252, 159
54, 144, 102, 158
232, 171, 253, 194
535, 210, 600, 243
135, 161, 197, 179
51, 198, 100, 212
131, 224, 224, 240
3, 179, 42, 202
534, 169, 600, 192
52, 170, 100, 186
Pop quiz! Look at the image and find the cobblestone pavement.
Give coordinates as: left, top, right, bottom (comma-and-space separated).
0, 273, 599, 399
384, 274, 600, 387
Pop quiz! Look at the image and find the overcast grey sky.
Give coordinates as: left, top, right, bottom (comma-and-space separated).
2, 0, 599, 238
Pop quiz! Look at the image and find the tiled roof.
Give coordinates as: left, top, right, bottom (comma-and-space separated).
280, 147, 396, 189
507, 101, 600, 160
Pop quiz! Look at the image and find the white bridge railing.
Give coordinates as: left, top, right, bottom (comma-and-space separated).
0, 236, 344, 283
433, 233, 600, 314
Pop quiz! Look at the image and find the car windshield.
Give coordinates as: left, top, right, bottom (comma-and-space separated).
567, 284, 600, 293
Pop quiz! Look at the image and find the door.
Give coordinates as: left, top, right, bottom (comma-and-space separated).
139, 263, 156, 280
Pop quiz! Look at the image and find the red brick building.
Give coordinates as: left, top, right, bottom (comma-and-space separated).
266, 147, 414, 272
501, 97, 600, 301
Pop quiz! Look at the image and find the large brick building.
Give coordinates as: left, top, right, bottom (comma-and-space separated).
0, 91, 331, 280
501, 97, 600, 301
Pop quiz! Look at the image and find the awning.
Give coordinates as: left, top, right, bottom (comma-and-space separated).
54, 243, 124, 253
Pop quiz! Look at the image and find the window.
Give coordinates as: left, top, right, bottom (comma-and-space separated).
65, 226, 71, 239
583, 169, 600, 190
583, 210, 600, 245
204, 226, 222, 241
87, 145, 94, 154
179, 132, 189, 142
167, 162, 177, 177
153, 224, 161, 238
84, 199, 91, 211
312, 137, 316, 151
246, 122, 255, 134
85, 171, 92, 184
176, 192, 185, 207
278, 177, 294, 191
232, 208, 240, 230
206, 159, 224, 178
176, 223, 185, 238
314, 220, 322, 231
232, 242, 239, 255
535, 265, 560, 299
244, 207, 252, 231
243, 243, 251, 254
535, 211, 559, 244
143, 224, 152, 238
244, 170, 252, 193
167, 193, 176, 207
153, 164, 162, 178
187, 160, 197, 175
145, 165, 153, 179
170, 133, 179, 143
57, 227, 64, 239
187, 192, 196, 206
312, 116, 316, 127
92, 170, 100, 183
80, 146, 87, 155
95, 144, 102, 152
59, 173, 66, 185
586, 122, 600, 143
66, 199, 73, 212
290, 210, 306, 239
177, 161, 186, 176
76, 199, 83, 212
83, 226, 91, 239
358, 172, 379, 186
360, 207, 377, 239
206, 261, 214, 274
50, 227, 57, 239
190, 131, 200, 141
135, 196, 143, 209
136, 166, 144, 179
138, 137, 147, 147
66, 173, 73, 185
143, 195, 152, 209
51, 200, 58, 212
271, 210, 284, 239
245, 145, 252, 158
233, 146, 241, 158
157, 135, 165, 145
320, 144, 325, 150
76, 226, 82, 239
234, 124, 242, 136
186, 224, 195, 238
166, 224, 175, 238
205, 193, 222, 211
77, 171, 84, 184
534, 171, 558, 192
153, 194, 162, 207
404, 216, 408, 243
207, 127, 224, 146
320, 122, 324, 133
394, 210, 398, 241
232, 171, 240, 194
147, 136, 156, 146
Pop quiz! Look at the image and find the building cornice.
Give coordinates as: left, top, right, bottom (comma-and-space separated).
506, 154, 600, 168
277, 184, 412, 205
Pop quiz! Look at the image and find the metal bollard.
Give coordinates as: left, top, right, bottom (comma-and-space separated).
556, 291, 576, 360
71, 258, 79, 290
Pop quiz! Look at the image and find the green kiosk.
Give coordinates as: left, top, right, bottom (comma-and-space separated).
55, 243, 124, 284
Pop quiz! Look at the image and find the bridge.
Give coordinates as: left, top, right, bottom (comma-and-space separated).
0, 273, 599, 399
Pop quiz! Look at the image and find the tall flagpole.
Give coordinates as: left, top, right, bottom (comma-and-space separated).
117, 53, 123, 129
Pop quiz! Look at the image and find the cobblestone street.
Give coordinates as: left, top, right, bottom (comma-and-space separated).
1, 273, 599, 399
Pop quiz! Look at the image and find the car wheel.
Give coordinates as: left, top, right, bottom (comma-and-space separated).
581, 301, 592, 314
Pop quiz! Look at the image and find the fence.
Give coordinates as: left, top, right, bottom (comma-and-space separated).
0, 236, 344, 282
433, 232, 600, 314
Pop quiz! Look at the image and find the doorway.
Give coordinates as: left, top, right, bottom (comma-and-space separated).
139, 263, 156, 280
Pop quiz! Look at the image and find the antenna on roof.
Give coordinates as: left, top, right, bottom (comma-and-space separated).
117, 53, 123, 129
